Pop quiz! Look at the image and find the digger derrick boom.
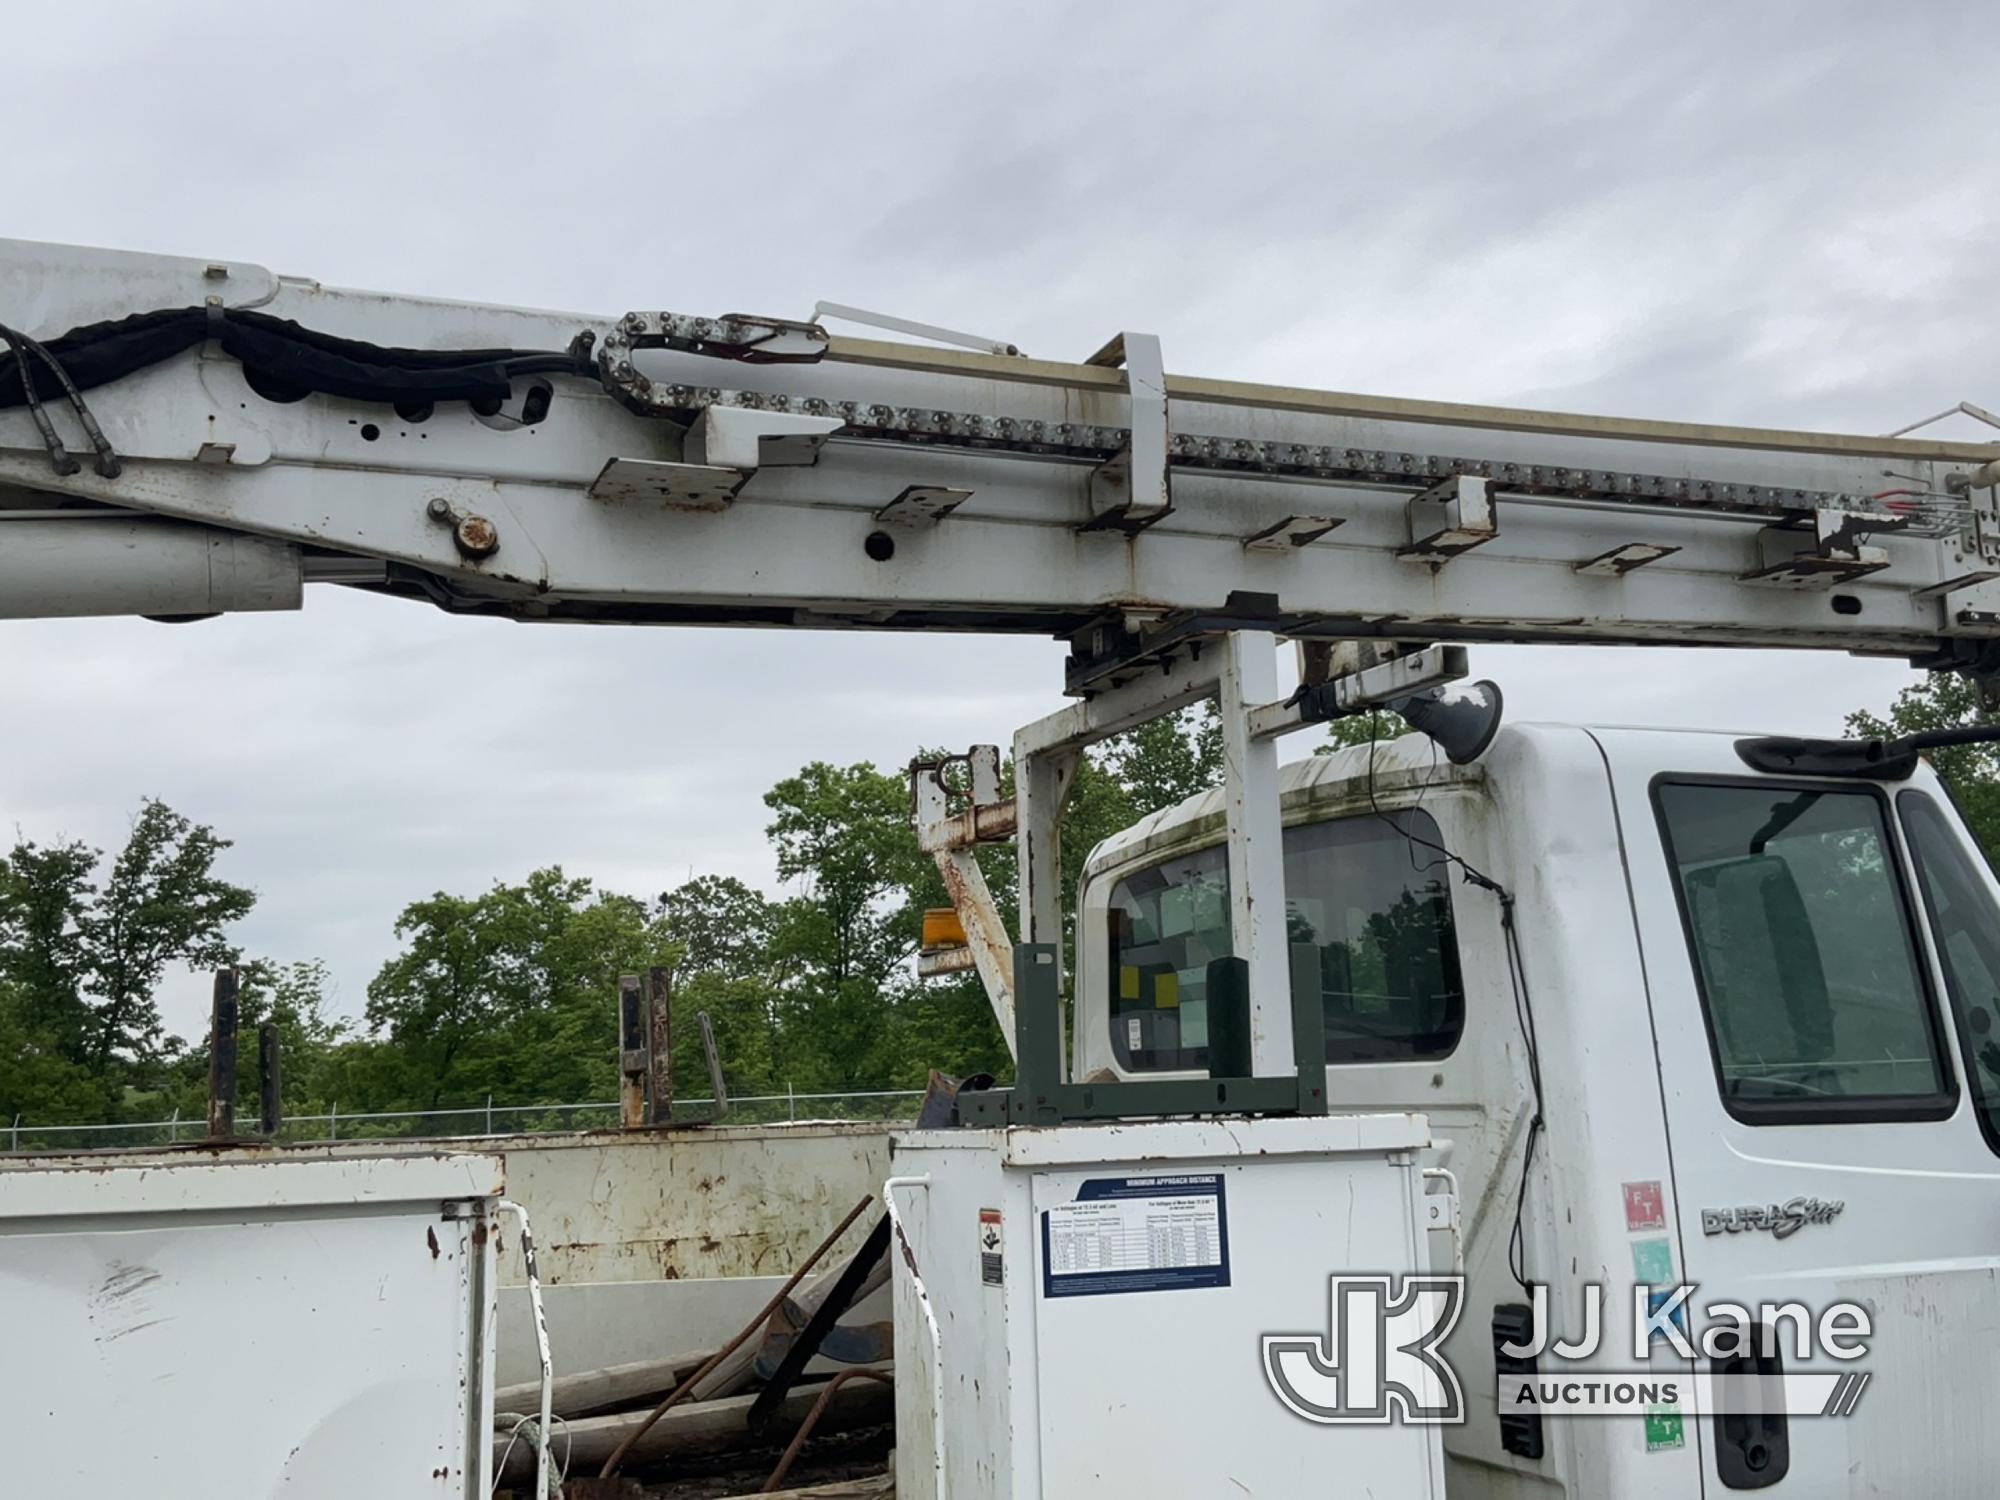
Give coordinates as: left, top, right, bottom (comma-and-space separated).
3, 237, 1999, 687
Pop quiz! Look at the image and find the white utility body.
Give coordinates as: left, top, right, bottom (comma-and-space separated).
0, 1149, 505, 1496
4, 236, 2000, 1496
887, 1113, 1444, 1498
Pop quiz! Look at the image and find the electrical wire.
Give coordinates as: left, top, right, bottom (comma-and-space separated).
1362, 728, 1547, 1294
1499, 897, 1546, 1294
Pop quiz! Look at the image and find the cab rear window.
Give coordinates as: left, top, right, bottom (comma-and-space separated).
1105, 809, 1465, 1071
1654, 780, 1955, 1122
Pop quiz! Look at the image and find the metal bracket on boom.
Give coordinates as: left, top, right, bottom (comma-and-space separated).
1063, 593, 1285, 696
876, 485, 972, 528
1576, 542, 1680, 576
1399, 474, 1498, 563
587, 406, 844, 512
1243, 514, 1345, 551
1740, 506, 1906, 589
1080, 332, 1173, 534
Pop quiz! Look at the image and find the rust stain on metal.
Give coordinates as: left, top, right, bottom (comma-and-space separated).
452, 513, 499, 559
474, 1127, 891, 1287
426, 1226, 440, 1260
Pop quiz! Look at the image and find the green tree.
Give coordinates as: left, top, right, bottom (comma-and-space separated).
80, 801, 256, 1078
1849, 672, 2000, 854
656, 876, 785, 1098
0, 800, 254, 1112
0, 837, 96, 1060
761, 762, 933, 1089
765, 762, 927, 993
235, 958, 351, 1112
659, 874, 776, 984
1315, 708, 1403, 753
365, 867, 671, 1109
0, 980, 100, 1123
1097, 704, 1225, 820
670, 970, 781, 1102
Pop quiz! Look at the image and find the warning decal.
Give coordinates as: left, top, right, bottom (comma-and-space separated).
1040, 1174, 1229, 1298
979, 1207, 1004, 1286
1622, 1180, 1667, 1233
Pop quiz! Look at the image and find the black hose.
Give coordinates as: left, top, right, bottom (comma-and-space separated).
0, 305, 594, 412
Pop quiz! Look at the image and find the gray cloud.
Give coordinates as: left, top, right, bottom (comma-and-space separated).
2, 1, 1992, 1038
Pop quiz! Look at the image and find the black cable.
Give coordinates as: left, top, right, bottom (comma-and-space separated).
0, 305, 596, 416
1500, 896, 1546, 1294
1363, 727, 1503, 896
1362, 728, 1546, 1293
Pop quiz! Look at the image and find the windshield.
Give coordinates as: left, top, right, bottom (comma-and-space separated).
1103, 808, 1465, 1071
1655, 780, 1951, 1117
1897, 791, 2000, 1153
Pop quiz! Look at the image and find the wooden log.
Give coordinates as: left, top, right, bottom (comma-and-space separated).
715, 1473, 893, 1499
492, 1350, 710, 1421
492, 1371, 892, 1483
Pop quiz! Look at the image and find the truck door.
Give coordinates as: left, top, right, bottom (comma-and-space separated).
1599, 730, 2000, 1498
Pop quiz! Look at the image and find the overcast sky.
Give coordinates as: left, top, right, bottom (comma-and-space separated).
4, 3, 1998, 1042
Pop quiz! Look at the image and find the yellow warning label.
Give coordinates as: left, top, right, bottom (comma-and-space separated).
1154, 971, 1180, 1009
1120, 966, 1140, 1001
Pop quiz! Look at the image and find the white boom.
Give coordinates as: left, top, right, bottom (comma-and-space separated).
2, 237, 1998, 693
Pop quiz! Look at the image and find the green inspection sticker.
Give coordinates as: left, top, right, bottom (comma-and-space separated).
1630, 1236, 1676, 1284
1645, 1404, 1685, 1453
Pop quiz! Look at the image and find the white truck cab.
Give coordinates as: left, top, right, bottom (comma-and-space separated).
1075, 723, 2000, 1498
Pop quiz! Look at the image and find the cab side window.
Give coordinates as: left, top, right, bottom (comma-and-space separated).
1655, 781, 1954, 1121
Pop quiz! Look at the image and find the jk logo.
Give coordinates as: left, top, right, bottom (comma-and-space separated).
1262, 1274, 1466, 1424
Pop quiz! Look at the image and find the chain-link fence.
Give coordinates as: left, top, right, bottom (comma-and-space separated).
0, 1087, 927, 1154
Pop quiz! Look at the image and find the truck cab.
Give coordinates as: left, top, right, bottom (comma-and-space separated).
1073, 722, 2000, 1497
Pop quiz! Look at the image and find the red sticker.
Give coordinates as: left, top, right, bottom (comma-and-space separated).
1623, 1180, 1666, 1232
979, 1207, 1004, 1286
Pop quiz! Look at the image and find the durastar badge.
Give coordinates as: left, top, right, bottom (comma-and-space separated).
1701, 1196, 1844, 1239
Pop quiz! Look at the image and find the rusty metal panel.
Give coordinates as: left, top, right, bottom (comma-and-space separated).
481, 1123, 891, 1288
